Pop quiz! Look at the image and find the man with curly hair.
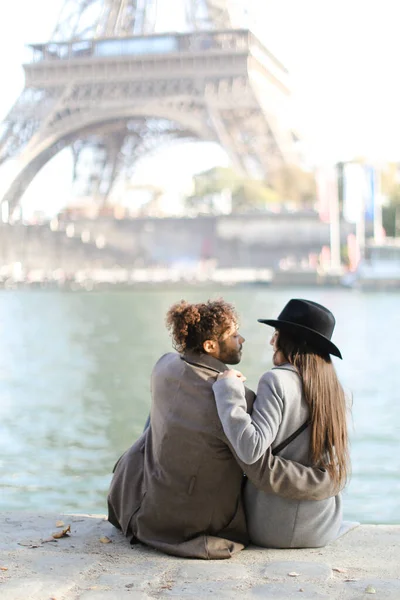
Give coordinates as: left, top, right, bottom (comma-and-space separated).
108, 299, 336, 559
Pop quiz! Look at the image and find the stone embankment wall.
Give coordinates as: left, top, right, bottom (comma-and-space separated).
0, 213, 355, 271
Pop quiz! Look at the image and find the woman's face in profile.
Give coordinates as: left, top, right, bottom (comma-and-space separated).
270, 330, 279, 351
270, 330, 286, 366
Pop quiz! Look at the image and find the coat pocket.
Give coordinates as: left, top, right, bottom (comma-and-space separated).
187, 476, 196, 496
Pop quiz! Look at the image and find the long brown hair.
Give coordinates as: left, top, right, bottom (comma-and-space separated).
276, 330, 350, 490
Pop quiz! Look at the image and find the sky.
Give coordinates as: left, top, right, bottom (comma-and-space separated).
0, 0, 400, 215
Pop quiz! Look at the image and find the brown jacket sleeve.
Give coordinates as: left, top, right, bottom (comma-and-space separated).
232, 446, 340, 501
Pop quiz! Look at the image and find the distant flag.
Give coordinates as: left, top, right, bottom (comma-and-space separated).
364, 165, 376, 222
315, 166, 341, 269
315, 166, 338, 224
319, 245, 331, 268
347, 233, 360, 272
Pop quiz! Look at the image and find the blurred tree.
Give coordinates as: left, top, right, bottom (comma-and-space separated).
192, 167, 241, 197
269, 164, 317, 206
380, 163, 400, 237
232, 178, 279, 211
187, 164, 316, 214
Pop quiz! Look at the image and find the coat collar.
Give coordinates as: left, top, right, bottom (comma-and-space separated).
182, 350, 228, 374
272, 362, 298, 373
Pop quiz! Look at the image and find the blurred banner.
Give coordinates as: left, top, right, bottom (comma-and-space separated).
342, 163, 376, 224
315, 166, 338, 224
364, 165, 376, 222
342, 163, 366, 223
315, 166, 341, 269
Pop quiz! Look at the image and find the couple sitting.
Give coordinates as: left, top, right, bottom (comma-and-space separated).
108, 297, 352, 559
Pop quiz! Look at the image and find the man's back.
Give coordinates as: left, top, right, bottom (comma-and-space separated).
108, 351, 253, 558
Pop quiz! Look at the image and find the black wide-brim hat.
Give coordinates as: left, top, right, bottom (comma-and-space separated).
258, 298, 342, 359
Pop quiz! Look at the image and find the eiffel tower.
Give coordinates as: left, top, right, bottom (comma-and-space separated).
0, 0, 298, 212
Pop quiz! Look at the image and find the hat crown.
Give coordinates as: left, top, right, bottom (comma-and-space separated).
278, 299, 335, 340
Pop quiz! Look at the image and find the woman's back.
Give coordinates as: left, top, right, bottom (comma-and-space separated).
243, 365, 342, 548
212, 298, 350, 549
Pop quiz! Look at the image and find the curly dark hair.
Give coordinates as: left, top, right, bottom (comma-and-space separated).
166, 299, 238, 353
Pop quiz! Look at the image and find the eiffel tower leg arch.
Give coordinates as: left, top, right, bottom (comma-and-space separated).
0, 102, 218, 212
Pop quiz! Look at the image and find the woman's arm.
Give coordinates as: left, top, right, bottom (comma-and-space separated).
212, 371, 284, 465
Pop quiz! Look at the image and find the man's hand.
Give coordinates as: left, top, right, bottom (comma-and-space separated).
217, 369, 246, 382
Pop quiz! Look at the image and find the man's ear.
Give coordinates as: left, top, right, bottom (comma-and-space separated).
203, 339, 218, 354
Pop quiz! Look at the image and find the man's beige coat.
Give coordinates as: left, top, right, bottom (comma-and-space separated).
107, 351, 335, 559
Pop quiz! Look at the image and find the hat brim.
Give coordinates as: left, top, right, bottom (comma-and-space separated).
258, 319, 342, 359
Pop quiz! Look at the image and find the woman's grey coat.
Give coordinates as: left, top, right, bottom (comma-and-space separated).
108, 352, 337, 559
213, 364, 342, 548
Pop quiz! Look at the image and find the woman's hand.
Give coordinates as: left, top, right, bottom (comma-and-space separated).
217, 369, 246, 382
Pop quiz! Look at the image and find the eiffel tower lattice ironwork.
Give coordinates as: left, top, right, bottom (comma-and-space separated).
0, 0, 298, 210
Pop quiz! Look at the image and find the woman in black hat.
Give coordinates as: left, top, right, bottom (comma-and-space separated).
212, 298, 353, 548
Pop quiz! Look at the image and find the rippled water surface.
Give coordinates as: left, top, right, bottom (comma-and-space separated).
0, 287, 399, 523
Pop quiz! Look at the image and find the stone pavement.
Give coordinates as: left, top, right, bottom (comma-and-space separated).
0, 513, 399, 600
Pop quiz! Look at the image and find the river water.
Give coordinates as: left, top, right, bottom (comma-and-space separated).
0, 287, 399, 524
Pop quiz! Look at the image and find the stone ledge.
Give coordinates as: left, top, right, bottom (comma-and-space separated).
0, 513, 399, 600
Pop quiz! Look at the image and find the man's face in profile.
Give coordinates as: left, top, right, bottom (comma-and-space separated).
217, 324, 245, 365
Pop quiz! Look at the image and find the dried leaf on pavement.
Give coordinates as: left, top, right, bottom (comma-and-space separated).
52, 525, 71, 539
99, 536, 112, 544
